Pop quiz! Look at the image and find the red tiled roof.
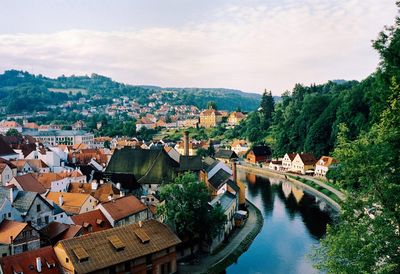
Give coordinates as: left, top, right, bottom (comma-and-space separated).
70, 209, 112, 234
13, 173, 47, 194
100, 195, 147, 221
0, 246, 62, 274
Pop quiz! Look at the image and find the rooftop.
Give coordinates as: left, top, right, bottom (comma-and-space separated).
100, 195, 147, 221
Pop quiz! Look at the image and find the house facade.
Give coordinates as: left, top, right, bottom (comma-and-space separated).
291, 153, 317, 174
315, 156, 338, 178
53, 220, 181, 274
282, 153, 296, 171
0, 220, 40, 256
199, 108, 222, 128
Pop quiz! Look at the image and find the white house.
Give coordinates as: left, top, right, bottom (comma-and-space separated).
0, 163, 13, 186
315, 156, 338, 178
282, 153, 296, 171
291, 153, 317, 174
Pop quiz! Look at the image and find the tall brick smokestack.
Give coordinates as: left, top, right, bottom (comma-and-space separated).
183, 131, 189, 156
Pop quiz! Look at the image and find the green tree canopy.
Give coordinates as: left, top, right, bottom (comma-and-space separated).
158, 172, 226, 251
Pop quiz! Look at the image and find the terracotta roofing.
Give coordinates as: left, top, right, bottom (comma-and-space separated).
40, 222, 74, 243
57, 219, 181, 274
0, 121, 21, 128
46, 192, 95, 215
215, 149, 238, 160
27, 159, 49, 170
70, 209, 112, 234
200, 108, 221, 116
23, 122, 39, 129
298, 153, 317, 165
13, 173, 47, 194
0, 220, 27, 244
0, 246, 62, 274
0, 137, 17, 157
93, 184, 120, 203
229, 111, 245, 119
33, 173, 64, 189
317, 156, 338, 167
100, 195, 147, 221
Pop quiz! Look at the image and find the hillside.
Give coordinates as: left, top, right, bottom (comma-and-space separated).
0, 70, 262, 113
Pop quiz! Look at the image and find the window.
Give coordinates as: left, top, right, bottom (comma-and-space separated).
22, 244, 28, 252
8, 213, 11, 218
37, 217, 42, 226
45, 216, 49, 224
37, 204, 41, 212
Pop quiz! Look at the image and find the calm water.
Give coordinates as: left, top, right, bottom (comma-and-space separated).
226, 172, 334, 274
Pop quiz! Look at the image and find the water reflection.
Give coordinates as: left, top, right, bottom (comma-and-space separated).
226, 172, 334, 274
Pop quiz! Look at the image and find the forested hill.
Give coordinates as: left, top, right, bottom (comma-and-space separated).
0, 70, 262, 112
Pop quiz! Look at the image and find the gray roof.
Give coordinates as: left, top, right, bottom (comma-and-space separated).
210, 192, 236, 211
13, 191, 37, 213
208, 169, 231, 190
203, 157, 219, 173
214, 149, 238, 160
227, 179, 240, 193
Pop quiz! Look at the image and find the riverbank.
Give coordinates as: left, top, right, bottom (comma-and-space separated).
237, 164, 343, 211
178, 200, 264, 274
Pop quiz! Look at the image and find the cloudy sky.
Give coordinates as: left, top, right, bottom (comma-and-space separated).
0, 0, 397, 95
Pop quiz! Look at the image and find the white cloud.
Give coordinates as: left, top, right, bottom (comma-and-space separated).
0, 0, 397, 95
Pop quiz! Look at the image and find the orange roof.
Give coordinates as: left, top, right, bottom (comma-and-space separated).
0, 220, 27, 244
231, 139, 247, 147
230, 111, 245, 119
34, 173, 64, 188
200, 108, 221, 116
0, 121, 21, 128
23, 122, 39, 129
100, 195, 147, 221
46, 192, 95, 215
317, 156, 338, 167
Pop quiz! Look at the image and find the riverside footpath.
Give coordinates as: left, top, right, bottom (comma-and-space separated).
178, 201, 263, 274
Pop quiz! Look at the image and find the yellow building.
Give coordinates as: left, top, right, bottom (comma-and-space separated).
227, 111, 245, 126
199, 108, 222, 128
291, 153, 317, 174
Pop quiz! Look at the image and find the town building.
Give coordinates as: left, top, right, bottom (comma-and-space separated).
97, 195, 150, 227
199, 108, 222, 128
227, 111, 246, 126
214, 149, 238, 164
315, 156, 338, 178
53, 219, 181, 274
21, 130, 94, 147
46, 192, 98, 216
0, 220, 40, 256
0, 246, 62, 274
245, 146, 271, 164
282, 153, 296, 171
291, 153, 317, 174
70, 209, 112, 235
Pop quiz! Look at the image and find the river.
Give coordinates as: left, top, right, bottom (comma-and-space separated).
226, 172, 335, 274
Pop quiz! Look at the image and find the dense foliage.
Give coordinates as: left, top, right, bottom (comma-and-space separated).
0, 70, 261, 113
158, 172, 226, 251
312, 4, 400, 273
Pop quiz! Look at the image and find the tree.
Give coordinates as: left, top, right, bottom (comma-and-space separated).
207, 101, 217, 110
313, 80, 400, 273
260, 89, 275, 128
103, 140, 111, 149
158, 172, 226, 253
5, 128, 20, 136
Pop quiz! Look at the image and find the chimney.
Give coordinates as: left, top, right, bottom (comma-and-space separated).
183, 131, 189, 156
36, 257, 42, 273
91, 180, 98, 190
139, 221, 143, 228
116, 182, 121, 190
59, 195, 64, 206
108, 195, 112, 201
120, 190, 124, 197
232, 161, 237, 184
100, 179, 104, 185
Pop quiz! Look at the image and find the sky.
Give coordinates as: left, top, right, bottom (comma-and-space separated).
0, 0, 398, 95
